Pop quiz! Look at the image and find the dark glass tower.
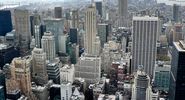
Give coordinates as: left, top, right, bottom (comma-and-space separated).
95, 2, 102, 17
0, 70, 6, 99
0, 10, 12, 36
169, 41, 185, 100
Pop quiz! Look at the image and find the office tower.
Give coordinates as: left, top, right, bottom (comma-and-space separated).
59, 35, 68, 54
60, 64, 75, 83
173, 4, 181, 22
47, 58, 60, 84
0, 10, 12, 36
71, 87, 85, 100
10, 57, 33, 98
132, 16, 159, 76
71, 10, 79, 29
0, 86, 5, 99
32, 84, 49, 100
34, 25, 41, 48
54, 7, 62, 18
44, 18, 65, 53
30, 13, 42, 48
69, 44, 79, 64
50, 84, 61, 100
30, 13, 41, 36
75, 56, 101, 84
41, 31, 56, 61
131, 67, 150, 100
70, 28, 78, 44
154, 62, 170, 91
14, 9, 31, 55
0, 70, 6, 99
84, 5, 97, 55
169, 41, 185, 100
32, 47, 48, 85
0, 44, 19, 69
97, 23, 109, 47
117, 0, 128, 27
95, 2, 103, 17
60, 83, 72, 100
118, 0, 127, 17
172, 23, 183, 42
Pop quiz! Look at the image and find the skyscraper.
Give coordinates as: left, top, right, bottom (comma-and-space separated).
10, 57, 33, 98
32, 47, 48, 85
95, 2, 103, 17
173, 4, 181, 22
41, 31, 56, 61
169, 41, 185, 100
131, 66, 151, 100
0, 10, 12, 36
54, 7, 62, 18
84, 5, 97, 55
44, 18, 65, 53
14, 9, 31, 55
132, 16, 159, 76
118, 0, 128, 17
71, 10, 79, 29
117, 0, 128, 27
0, 70, 6, 99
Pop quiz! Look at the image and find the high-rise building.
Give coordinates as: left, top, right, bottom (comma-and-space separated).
154, 61, 170, 91
132, 16, 159, 76
60, 64, 75, 83
131, 66, 151, 100
44, 18, 65, 53
84, 5, 97, 55
95, 2, 103, 17
10, 57, 33, 98
169, 41, 185, 100
69, 28, 78, 44
97, 23, 109, 47
117, 0, 128, 27
0, 86, 5, 99
0, 44, 19, 69
0, 70, 6, 99
32, 47, 48, 85
14, 9, 31, 55
54, 7, 62, 18
173, 4, 181, 22
0, 10, 12, 36
71, 10, 79, 29
41, 31, 56, 61
47, 58, 60, 84
75, 56, 101, 84
118, 0, 127, 17
60, 82, 72, 100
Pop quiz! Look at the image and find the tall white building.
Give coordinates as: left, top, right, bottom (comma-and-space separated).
60, 64, 75, 83
60, 82, 72, 100
32, 47, 48, 85
41, 31, 56, 61
84, 5, 97, 56
132, 16, 159, 76
75, 56, 101, 84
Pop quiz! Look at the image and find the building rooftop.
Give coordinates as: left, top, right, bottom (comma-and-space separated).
133, 16, 158, 21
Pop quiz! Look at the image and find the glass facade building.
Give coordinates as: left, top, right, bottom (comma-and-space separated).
169, 41, 185, 100
0, 10, 12, 36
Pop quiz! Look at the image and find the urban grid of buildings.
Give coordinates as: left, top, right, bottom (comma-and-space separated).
0, 0, 185, 100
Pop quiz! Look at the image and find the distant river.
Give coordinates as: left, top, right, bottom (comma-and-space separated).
157, 0, 185, 6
